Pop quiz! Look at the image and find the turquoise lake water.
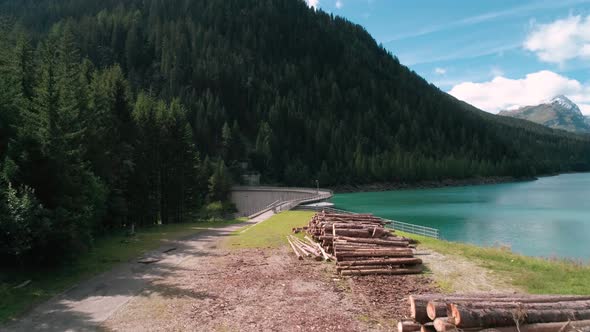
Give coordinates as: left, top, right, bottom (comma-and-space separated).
333, 173, 590, 261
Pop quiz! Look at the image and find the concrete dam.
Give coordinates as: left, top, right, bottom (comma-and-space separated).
230, 186, 333, 217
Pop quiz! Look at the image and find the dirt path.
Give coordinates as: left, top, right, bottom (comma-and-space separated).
102, 246, 435, 332
420, 249, 520, 293
3, 221, 256, 332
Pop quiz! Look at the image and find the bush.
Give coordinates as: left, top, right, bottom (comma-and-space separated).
204, 201, 223, 219
0, 171, 107, 266
0, 183, 51, 266
202, 201, 237, 220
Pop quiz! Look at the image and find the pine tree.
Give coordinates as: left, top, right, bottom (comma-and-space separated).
0, 32, 26, 160
85, 65, 135, 229
221, 121, 232, 160
208, 161, 231, 203
130, 93, 160, 226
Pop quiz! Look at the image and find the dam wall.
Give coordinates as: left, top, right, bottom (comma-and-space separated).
230, 186, 332, 217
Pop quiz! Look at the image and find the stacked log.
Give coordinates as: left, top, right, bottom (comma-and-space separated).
286, 235, 327, 261
398, 293, 590, 332
295, 211, 422, 276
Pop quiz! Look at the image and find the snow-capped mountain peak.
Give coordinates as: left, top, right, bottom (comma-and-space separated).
550, 95, 580, 113
498, 95, 590, 133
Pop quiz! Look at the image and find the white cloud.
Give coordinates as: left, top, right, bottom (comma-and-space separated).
306, 0, 319, 8
434, 67, 447, 75
524, 15, 590, 64
448, 70, 590, 115
335, 0, 342, 9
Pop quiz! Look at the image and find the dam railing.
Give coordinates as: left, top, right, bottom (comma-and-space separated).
233, 186, 333, 218
295, 205, 440, 239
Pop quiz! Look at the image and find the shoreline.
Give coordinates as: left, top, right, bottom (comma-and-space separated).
329, 176, 537, 194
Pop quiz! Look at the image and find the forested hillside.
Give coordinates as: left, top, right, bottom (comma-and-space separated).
1, 0, 590, 265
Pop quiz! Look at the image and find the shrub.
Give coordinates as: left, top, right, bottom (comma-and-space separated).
0, 184, 51, 266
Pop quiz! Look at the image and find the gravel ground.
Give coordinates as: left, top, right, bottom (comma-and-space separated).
103, 245, 436, 332
420, 250, 520, 293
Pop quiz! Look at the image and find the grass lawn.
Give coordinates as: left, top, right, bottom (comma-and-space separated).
222, 211, 315, 249
0, 218, 244, 323
399, 231, 590, 295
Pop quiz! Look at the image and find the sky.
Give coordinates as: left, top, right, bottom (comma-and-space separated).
305, 0, 590, 115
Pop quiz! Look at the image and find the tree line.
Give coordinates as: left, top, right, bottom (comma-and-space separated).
0, 25, 232, 265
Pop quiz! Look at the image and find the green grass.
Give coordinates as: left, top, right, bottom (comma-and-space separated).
222, 211, 315, 249
399, 231, 590, 295
0, 218, 244, 323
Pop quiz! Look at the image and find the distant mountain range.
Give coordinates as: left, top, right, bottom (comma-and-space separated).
499, 95, 590, 133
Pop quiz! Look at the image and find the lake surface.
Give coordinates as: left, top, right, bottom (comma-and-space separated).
333, 173, 590, 261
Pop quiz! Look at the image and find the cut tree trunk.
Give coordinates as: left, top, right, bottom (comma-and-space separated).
339, 247, 411, 252
291, 237, 323, 260
451, 304, 590, 328
411, 294, 590, 325
335, 249, 413, 258
412, 294, 590, 303
433, 317, 456, 332
337, 265, 410, 271
291, 237, 313, 258
317, 244, 331, 261
333, 228, 372, 238
287, 237, 303, 260
331, 223, 374, 229
333, 241, 384, 246
463, 319, 590, 332
292, 237, 320, 256
333, 244, 382, 250
420, 323, 436, 332
335, 237, 410, 246
338, 253, 414, 261
427, 301, 448, 320
309, 238, 331, 261
340, 267, 421, 276
410, 295, 431, 324
337, 258, 422, 267
333, 228, 391, 238
397, 320, 422, 332
448, 300, 590, 311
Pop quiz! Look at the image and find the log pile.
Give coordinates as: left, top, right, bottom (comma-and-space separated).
398, 293, 590, 332
286, 235, 335, 261
290, 211, 422, 276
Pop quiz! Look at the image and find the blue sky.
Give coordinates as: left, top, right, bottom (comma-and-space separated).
305, 0, 590, 114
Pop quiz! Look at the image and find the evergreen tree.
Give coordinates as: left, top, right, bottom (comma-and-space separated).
208, 161, 231, 202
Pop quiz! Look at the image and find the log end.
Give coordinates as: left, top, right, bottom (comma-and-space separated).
420, 323, 436, 332
426, 301, 436, 320
397, 320, 421, 332
433, 317, 455, 332
409, 295, 417, 319
449, 304, 460, 326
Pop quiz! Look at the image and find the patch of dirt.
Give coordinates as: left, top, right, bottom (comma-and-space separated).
103, 246, 436, 332
346, 274, 436, 325
420, 250, 521, 293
